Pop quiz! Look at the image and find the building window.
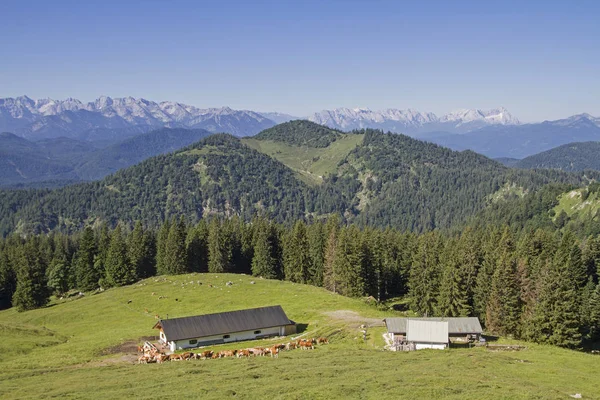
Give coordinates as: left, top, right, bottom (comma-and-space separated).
189, 339, 197, 345
223, 335, 230, 339
254, 330, 261, 335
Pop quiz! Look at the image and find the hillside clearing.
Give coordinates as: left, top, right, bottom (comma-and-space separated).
0, 274, 598, 399
243, 134, 364, 185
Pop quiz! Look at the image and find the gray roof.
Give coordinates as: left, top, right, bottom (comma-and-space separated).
384, 317, 482, 335
155, 305, 292, 342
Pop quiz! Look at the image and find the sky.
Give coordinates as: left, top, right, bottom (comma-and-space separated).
1, 0, 599, 122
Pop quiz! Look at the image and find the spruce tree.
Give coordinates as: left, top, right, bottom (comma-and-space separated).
588, 283, 600, 341
46, 239, 71, 296
0, 244, 17, 309
75, 227, 99, 291
208, 219, 232, 273
408, 232, 442, 316
485, 229, 521, 337
128, 221, 155, 279
164, 217, 188, 274
437, 238, 471, 317
186, 220, 209, 273
155, 219, 171, 275
251, 219, 276, 278
12, 240, 50, 312
307, 222, 326, 286
105, 225, 136, 287
283, 220, 310, 283
323, 218, 340, 293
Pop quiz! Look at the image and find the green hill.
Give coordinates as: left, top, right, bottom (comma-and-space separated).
1, 122, 598, 236
515, 141, 600, 171
0, 273, 598, 399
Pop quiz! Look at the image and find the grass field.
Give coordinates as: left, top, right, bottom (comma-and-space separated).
242, 135, 364, 185
553, 188, 600, 222
0, 273, 598, 399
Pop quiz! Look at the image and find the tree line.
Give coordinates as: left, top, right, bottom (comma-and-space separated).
1, 216, 599, 349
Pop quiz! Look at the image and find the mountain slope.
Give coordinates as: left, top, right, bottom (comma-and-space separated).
74, 128, 212, 180
1, 122, 596, 236
0, 133, 81, 185
514, 141, 600, 171
0, 128, 213, 186
427, 115, 600, 159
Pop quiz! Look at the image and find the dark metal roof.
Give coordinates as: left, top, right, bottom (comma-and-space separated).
154, 305, 292, 342
384, 317, 483, 334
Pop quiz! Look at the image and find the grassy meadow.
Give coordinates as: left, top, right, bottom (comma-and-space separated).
0, 273, 598, 399
242, 134, 364, 185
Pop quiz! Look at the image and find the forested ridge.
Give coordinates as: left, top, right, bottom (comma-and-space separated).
1, 122, 598, 237
0, 128, 212, 186
515, 141, 600, 172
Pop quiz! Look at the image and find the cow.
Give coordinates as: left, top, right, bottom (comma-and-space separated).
237, 349, 251, 358
156, 353, 170, 363
250, 347, 265, 357
270, 345, 280, 358
181, 352, 194, 360
169, 353, 183, 361
317, 337, 329, 344
299, 340, 315, 350
285, 342, 297, 351
199, 350, 213, 360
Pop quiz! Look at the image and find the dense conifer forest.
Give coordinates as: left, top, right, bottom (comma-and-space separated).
1, 216, 599, 349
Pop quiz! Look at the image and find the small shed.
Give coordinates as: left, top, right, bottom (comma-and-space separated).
384, 317, 483, 344
154, 305, 296, 352
406, 319, 448, 350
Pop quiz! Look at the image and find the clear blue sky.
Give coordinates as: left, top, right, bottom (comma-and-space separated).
1, 0, 598, 121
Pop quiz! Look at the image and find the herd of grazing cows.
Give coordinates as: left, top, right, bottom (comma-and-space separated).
137, 337, 329, 364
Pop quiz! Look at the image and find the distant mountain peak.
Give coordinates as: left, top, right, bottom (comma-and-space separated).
308, 106, 519, 134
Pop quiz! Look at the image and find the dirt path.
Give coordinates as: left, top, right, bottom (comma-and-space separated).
323, 310, 384, 328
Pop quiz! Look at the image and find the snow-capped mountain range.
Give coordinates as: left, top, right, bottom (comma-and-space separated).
308, 107, 520, 134
0, 96, 276, 140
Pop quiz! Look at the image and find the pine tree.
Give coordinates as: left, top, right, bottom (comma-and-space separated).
105, 225, 136, 287
588, 283, 600, 341
409, 232, 442, 316
155, 220, 171, 275
437, 238, 471, 317
485, 229, 521, 337
251, 219, 276, 278
0, 243, 17, 309
75, 227, 99, 291
283, 220, 310, 283
128, 221, 155, 279
12, 239, 50, 312
323, 218, 340, 293
186, 220, 209, 273
46, 239, 71, 296
164, 217, 188, 274
473, 228, 502, 321
531, 231, 584, 348
307, 222, 326, 286
208, 219, 232, 273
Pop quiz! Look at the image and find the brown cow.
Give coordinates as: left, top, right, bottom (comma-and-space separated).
156, 353, 169, 363
200, 350, 213, 359
250, 347, 265, 357
237, 349, 251, 358
270, 345, 280, 358
285, 342, 297, 351
181, 352, 194, 360
169, 353, 183, 361
317, 337, 329, 344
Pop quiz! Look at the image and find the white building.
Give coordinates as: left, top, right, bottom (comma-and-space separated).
384, 317, 483, 351
406, 319, 449, 350
154, 305, 296, 352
